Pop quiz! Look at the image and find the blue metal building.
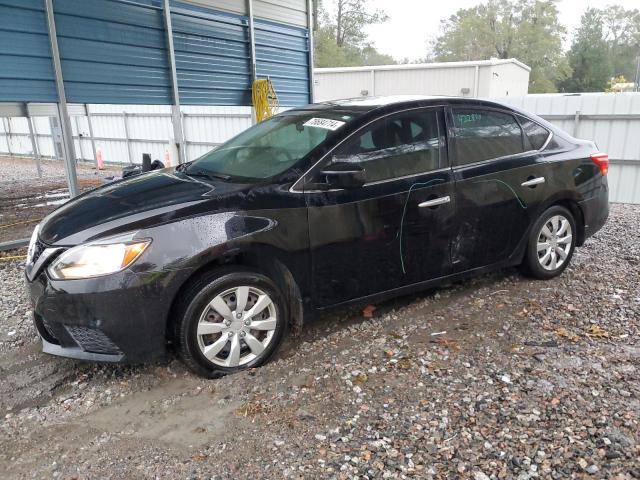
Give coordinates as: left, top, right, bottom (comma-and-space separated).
0, 0, 314, 194
0, 0, 313, 105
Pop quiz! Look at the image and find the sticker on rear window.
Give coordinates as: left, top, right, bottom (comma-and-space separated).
303, 118, 346, 131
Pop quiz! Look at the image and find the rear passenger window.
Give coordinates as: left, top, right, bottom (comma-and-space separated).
452, 108, 524, 165
518, 116, 550, 150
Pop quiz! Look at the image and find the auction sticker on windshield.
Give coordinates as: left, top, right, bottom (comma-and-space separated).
303, 118, 346, 131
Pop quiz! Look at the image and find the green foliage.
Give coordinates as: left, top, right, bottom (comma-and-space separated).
599, 6, 640, 81
313, 0, 395, 68
560, 9, 612, 92
430, 0, 570, 93
334, 0, 388, 48
313, 0, 640, 92
314, 24, 395, 67
561, 5, 639, 92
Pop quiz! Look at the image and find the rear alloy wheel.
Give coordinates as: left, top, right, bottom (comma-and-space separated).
523, 205, 577, 279
536, 215, 573, 271
175, 270, 286, 378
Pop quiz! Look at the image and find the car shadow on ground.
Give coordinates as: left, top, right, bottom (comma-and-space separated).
275, 267, 520, 362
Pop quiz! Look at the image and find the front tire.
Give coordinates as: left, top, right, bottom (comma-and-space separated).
522, 205, 576, 280
174, 269, 287, 378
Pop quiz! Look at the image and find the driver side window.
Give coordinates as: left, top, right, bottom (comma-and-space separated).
329, 109, 441, 183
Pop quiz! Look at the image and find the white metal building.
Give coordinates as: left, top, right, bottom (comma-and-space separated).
313, 59, 531, 102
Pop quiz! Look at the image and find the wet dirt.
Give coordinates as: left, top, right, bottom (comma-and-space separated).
0, 156, 118, 243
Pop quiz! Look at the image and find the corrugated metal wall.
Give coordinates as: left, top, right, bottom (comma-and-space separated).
0, 0, 57, 102
181, 0, 308, 28
171, 2, 251, 105
254, 18, 310, 106
253, 0, 307, 29
54, 0, 172, 104
500, 93, 640, 204
0, 0, 310, 106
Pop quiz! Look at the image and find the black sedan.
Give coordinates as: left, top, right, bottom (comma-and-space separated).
25, 96, 609, 377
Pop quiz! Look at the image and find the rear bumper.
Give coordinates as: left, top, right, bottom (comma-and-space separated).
27, 266, 194, 364
579, 180, 609, 241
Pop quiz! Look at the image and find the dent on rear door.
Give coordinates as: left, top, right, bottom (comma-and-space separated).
451, 154, 547, 270
447, 106, 548, 271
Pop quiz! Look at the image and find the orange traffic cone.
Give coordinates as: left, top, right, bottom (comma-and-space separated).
96, 147, 104, 170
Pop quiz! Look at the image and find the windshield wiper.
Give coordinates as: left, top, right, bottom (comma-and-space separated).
185, 169, 232, 181
175, 161, 193, 172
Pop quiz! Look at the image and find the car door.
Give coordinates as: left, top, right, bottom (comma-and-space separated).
303, 107, 456, 307
448, 106, 551, 272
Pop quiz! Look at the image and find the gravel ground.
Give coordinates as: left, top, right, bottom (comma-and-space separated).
0, 204, 638, 479
0, 155, 118, 183
0, 156, 119, 242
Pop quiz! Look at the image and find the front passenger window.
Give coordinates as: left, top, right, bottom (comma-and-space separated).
329, 109, 441, 183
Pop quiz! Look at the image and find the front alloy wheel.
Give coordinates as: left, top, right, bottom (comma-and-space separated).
196, 286, 277, 368
175, 269, 286, 378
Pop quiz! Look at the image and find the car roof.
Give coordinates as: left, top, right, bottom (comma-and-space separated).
300, 95, 515, 114
291, 95, 561, 136
282, 95, 569, 138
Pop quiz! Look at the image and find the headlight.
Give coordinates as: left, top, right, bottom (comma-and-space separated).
26, 224, 40, 264
48, 240, 150, 280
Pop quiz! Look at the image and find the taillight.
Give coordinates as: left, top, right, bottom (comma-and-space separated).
590, 152, 609, 176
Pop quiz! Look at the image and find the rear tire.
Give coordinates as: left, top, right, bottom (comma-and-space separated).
174, 268, 287, 378
522, 205, 576, 280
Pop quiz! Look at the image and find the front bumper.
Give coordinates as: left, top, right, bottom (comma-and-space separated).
27, 266, 193, 364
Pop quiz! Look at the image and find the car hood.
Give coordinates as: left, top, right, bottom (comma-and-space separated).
39, 169, 252, 246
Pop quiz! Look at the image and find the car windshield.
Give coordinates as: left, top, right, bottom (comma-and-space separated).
186, 111, 357, 180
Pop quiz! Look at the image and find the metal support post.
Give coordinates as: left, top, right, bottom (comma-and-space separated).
45, 0, 79, 197
86, 105, 98, 167
163, 0, 185, 164
74, 116, 84, 161
2, 118, 12, 157
247, 0, 257, 83
26, 114, 42, 177
247, 0, 258, 123
307, 0, 315, 103
123, 112, 133, 164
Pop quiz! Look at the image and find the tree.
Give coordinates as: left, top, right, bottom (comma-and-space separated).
599, 6, 640, 81
561, 5, 640, 92
430, 0, 570, 93
335, 0, 388, 48
313, 0, 394, 68
560, 9, 612, 92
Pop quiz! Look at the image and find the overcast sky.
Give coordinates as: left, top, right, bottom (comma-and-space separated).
352, 0, 640, 61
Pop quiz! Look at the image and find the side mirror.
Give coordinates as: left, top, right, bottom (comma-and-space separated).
320, 161, 366, 189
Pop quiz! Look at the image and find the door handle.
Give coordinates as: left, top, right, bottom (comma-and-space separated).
418, 196, 451, 208
521, 177, 545, 187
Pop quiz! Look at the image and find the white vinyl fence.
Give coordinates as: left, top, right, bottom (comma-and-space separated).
500, 93, 640, 204
1, 93, 639, 203
0, 104, 252, 167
